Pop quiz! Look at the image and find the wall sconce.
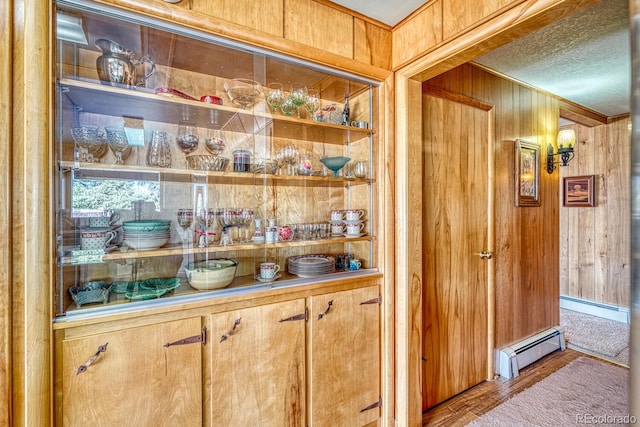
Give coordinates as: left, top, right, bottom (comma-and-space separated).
546, 129, 576, 174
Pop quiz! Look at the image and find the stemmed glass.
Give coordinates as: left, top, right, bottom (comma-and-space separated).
105, 126, 131, 165
279, 98, 297, 116
176, 121, 199, 154
176, 209, 194, 244
304, 89, 321, 120
289, 82, 308, 118
71, 124, 106, 163
276, 145, 299, 175
239, 208, 254, 242
266, 83, 285, 113
204, 124, 225, 155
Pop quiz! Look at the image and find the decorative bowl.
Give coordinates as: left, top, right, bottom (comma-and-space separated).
320, 156, 351, 177
185, 259, 238, 290
250, 158, 279, 174
69, 281, 110, 307
185, 154, 230, 171
224, 78, 262, 109
122, 219, 171, 233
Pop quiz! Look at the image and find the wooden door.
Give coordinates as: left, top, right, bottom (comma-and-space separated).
209, 299, 306, 427
422, 91, 493, 409
60, 317, 203, 426
308, 285, 381, 427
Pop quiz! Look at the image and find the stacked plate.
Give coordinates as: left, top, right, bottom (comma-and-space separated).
123, 220, 171, 251
288, 254, 336, 278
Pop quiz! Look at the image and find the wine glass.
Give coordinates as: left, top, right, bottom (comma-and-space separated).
105, 126, 131, 165
289, 82, 308, 118
280, 97, 297, 116
304, 89, 321, 120
204, 125, 225, 155
277, 145, 299, 175
176, 121, 199, 154
266, 83, 285, 113
240, 208, 254, 242
71, 124, 106, 163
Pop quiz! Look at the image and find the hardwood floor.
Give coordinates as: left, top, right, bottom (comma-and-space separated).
422, 348, 590, 426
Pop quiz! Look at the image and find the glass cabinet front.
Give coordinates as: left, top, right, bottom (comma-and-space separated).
54, 0, 378, 318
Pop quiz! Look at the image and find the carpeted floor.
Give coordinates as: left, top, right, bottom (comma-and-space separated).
466, 356, 630, 426
560, 309, 630, 366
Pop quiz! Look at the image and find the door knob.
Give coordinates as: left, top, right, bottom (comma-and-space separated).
476, 251, 492, 259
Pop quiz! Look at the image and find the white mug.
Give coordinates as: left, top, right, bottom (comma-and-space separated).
345, 209, 365, 221
345, 222, 365, 235
80, 228, 117, 250
330, 223, 346, 235
260, 262, 280, 279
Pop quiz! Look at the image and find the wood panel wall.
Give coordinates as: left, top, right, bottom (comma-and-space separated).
190, 0, 393, 69
559, 118, 631, 307
426, 63, 560, 348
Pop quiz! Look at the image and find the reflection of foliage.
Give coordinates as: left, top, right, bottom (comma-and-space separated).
73, 179, 159, 210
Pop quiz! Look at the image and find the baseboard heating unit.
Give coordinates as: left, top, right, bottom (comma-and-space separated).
496, 326, 566, 379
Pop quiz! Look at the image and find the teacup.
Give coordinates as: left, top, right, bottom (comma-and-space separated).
80, 228, 117, 251
265, 226, 279, 244
89, 212, 120, 228
349, 259, 362, 271
345, 222, 365, 235
350, 121, 369, 129
259, 262, 280, 279
330, 223, 346, 235
330, 210, 344, 221
344, 209, 365, 221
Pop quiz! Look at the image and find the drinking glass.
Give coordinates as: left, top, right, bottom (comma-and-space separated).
266, 83, 285, 113
280, 97, 297, 116
240, 208, 254, 242
146, 130, 172, 168
204, 125, 225, 155
105, 126, 131, 165
176, 121, 199, 154
289, 82, 308, 118
304, 89, 321, 120
71, 124, 106, 163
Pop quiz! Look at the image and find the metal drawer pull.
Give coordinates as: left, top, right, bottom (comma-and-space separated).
219, 318, 241, 343
317, 300, 333, 320
360, 294, 381, 305
360, 397, 382, 412
164, 327, 207, 347
76, 342, 108, 375
279, 308, 308, 322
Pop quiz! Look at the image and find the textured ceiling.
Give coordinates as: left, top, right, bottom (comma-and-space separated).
328, 0, 426, 26
474, 0, 630, 117
333, 0, 630, 118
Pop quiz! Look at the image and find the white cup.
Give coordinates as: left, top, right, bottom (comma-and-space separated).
260, 262, 280, 279
80, 228, 117, 250
344, 209, 365, 221
330, 223, 346, 235
89, 212, 120, 228
330, 210, 344, 221
265, 226, 279, 243
345, 222, 365, 235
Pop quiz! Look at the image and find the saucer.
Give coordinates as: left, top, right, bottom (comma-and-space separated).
343, 219, 365, 224
254, 273, 281, 283
343, 233, 366, 238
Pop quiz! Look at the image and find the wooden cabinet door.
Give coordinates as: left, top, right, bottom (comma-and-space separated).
308, 285, 381, 427
209, 299, 306, 427
60, 317, 203, 427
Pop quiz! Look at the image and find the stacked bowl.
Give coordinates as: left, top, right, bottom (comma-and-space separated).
123, 219, 171, 250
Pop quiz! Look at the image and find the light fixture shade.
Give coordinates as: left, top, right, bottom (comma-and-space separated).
557, 129, 576, 150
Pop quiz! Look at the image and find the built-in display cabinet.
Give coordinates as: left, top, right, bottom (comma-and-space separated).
54, 0, 379, 319
53, 1, 383, 425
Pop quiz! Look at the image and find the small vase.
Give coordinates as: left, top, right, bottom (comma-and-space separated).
252, 218, 265, 242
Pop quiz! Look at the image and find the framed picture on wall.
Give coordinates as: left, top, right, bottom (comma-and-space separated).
515, 139, 540, 207
563, 175, 595, 207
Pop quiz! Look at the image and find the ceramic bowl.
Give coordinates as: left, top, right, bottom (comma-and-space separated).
185, 259, 238, 290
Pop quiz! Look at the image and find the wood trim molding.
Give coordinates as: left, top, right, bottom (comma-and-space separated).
559, 100, 608, 127
422, 83, 493, 111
